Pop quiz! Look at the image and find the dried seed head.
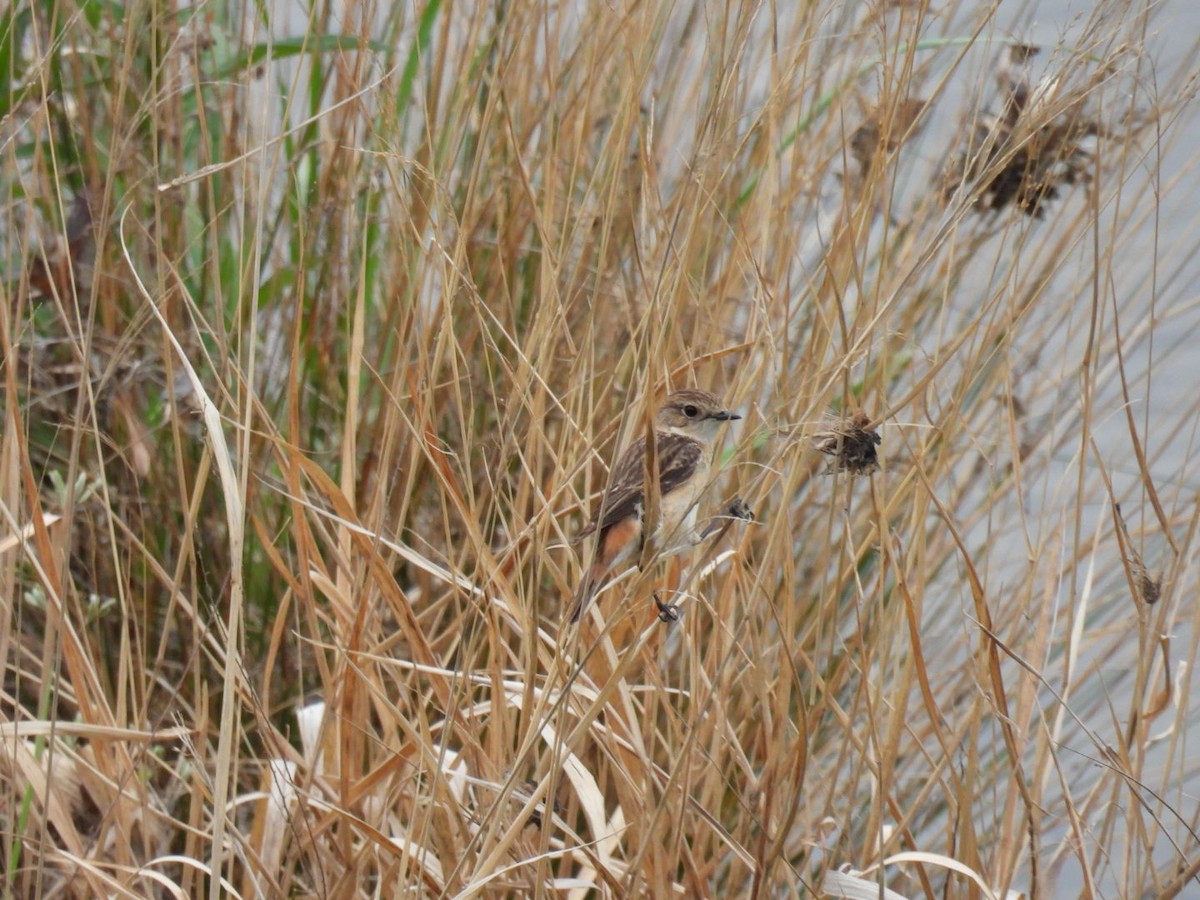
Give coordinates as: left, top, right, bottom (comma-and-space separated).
813, 412, 882, 475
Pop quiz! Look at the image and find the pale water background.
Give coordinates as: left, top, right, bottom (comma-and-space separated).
999, 5, 1200, 895
900, 3, 1200, 895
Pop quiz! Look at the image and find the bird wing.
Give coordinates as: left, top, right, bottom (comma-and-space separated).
582, 432, 704, 537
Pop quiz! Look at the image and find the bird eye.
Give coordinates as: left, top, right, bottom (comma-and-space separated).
683, 404, 700, 418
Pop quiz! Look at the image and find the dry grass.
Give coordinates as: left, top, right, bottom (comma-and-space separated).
2, 0, 1199, 897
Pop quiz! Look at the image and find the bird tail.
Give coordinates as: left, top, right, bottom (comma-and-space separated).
568, 573, 598, 623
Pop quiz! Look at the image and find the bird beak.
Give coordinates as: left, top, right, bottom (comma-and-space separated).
713, 410, 741, 421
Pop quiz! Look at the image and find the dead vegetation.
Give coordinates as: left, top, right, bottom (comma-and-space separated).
1, 1, 1198, 897
812, 412, 883, 476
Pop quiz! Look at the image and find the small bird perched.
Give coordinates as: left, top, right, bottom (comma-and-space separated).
569, 389, 741, 622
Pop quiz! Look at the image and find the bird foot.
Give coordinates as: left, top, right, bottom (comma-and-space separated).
726, 496, 754, 522
698, 496, 756, 540
654, 592, 681, 623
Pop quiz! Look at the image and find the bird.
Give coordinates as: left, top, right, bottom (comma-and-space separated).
569, 388, 741, 622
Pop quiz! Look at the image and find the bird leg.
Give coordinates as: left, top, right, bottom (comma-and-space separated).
698, 496, 755, 541
652, 499, 754, 623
